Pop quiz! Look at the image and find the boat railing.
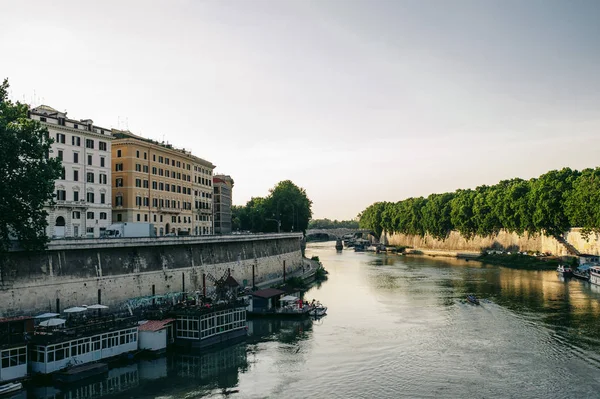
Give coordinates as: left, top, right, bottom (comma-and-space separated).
30, 316, 138, 344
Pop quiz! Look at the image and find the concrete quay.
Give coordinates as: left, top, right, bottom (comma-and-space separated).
0, 233, 304, 317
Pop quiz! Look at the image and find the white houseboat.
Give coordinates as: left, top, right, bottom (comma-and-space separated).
589, 266, 600, 287
0, 317, 33, 382
173, 304, 247, 350
29, 319, 138, 375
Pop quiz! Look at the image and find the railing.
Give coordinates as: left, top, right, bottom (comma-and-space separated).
30, 316, 138, 345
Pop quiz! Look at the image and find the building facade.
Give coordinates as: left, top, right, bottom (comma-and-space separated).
29, 105, 113, 238
213, 175, 234, 234
111, 131, 215, 236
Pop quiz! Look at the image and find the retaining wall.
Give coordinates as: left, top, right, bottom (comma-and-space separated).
0, 234, 303, 316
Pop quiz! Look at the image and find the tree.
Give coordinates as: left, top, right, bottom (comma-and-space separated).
233, 180, 313, 234
0, 78, 62, 252
265, 180, 312, 233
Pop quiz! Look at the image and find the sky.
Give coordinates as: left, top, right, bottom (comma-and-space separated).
2, 0, 600, 220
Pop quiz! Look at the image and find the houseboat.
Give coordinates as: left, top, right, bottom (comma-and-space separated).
589, 266, 600, 286
171, 303, 247, 350
0, 317, 32, 383
247, 289, 313, 318
29, 316, 139, 375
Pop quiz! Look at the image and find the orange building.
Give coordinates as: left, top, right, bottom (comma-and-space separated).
111, 130, 215, 236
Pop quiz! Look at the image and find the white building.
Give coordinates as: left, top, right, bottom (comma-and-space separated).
29, 105, 113, 238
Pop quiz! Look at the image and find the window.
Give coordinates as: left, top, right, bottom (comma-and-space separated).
100, 212, 107, 220
60, 167, 65, 180
72, 211, 81, 219
116, 178, 123, 187
152, 167, 157, 175
87, 172, 94, 183
152, 181, 157, 190
99, 141, 107, 151
144, 214, 148, 222
74, 124, 78, 129
136, 150, 140, 158
143, 180, 149, 188
73, 190, 79, 201
135, 164, 141, 172
143, 197, 149, 206
135, 179, 141, 188
72, 136, 81, 146
153, 198, 158, 207
153, 154, 156, 161
73, 152, 79, 164
87, 192, 95, 203
153, 215, 157, 222
86, 139, 94, 149
159, 169, 164, 176
159, 183, 164, 191
165, 170, 170, 178
144, 152, 147, 159
100, 193, 106, 204
40, 117, 47, 122
136, 196, 142, 206
99, 174, 107, 184
158, 156, 163, 163
100, 157, 105, 167
136, 214, 141, 222
57, 150, 63, 161
117, 213, 122, 221
115, 196, 123, 206
115, 163, 123, 171
165, 184, 170, 192
160, 215, 163, 222
56, 190, 66, 200
73, 170, 79, 181
56, 133, 66, 144
87, 212, 94, 219
87, 154, 93, 166
117, 150, 122, 157
143, 165, 148, 173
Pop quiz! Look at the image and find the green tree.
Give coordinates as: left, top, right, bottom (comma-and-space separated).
0, 78, 62, 252
565, 168, 600, 237
265, 180, 312, 233
530, 168, 579, 237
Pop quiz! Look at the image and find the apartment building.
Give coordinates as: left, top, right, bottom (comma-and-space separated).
213, 175, 234, 234
111, 130, 215, 236
29, 105, 113, 238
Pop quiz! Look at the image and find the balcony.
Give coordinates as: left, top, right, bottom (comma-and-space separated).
54, 200, 89, 209
158, 207, 181, 214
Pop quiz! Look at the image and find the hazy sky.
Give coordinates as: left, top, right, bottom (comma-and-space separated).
2, 1, 600, 220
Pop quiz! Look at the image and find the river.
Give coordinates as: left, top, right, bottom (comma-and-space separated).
27, 242, 600, 398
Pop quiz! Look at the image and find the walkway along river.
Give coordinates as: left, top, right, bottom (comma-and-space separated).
24, 242, 600, 398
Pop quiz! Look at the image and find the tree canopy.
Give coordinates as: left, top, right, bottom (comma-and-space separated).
359, 167, 598, 240
0, 78, 62, 252
308, 219, 359, 229
232, 180, 312, 233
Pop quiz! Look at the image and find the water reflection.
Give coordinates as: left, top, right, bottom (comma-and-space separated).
362, 250, 600, 352
27, 318, 313, 399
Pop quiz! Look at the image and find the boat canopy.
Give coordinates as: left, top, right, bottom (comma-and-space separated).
281, 295, 300, 302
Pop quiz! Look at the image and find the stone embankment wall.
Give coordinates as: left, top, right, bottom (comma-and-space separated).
0, 234, 303, 317
384, 228, 600, 257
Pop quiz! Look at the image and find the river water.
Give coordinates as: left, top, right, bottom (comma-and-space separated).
28, 242, 600, 398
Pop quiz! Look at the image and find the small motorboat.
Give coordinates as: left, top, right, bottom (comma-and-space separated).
0, 382, 23, 396
466, 295, 480, 305
310, 305, 327, 317
556, 265, 573, 277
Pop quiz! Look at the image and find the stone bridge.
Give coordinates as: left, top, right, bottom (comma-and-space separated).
305, 228, 375, 240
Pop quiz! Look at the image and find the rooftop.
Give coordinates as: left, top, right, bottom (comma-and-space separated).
139, 318, 175, 332
252, 288, 286, 299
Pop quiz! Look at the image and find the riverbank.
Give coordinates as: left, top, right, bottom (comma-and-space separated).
399, 247, 561, 270
470, 253, 561, 270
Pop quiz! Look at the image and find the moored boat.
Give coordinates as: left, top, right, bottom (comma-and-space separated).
53, 362, 109, 383
466, 295, 480, 305
309, 302, 327, 317
589, 266, 600, 286
0, 382, 23, 396
556, 265, 573, 277
572, 265, 591, 281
